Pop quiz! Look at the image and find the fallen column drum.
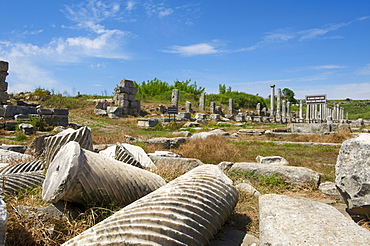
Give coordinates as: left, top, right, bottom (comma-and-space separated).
42, 141, 166, 207
62, 164, 238, 246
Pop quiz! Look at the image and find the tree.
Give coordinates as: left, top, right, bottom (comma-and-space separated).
282, 88, 298, 104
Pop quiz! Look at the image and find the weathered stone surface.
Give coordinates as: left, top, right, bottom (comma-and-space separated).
62, 164, 238, 246
256, 155, 289, 165
289, 123, 331, 134
0, 149, 32, 164
3, 105, 37, 117
1, 171, 45, 194
190, 129, 229, 140
145, 137, 187, 148
93, 108, 107, 116
44, 126, 93, 166
230, 162, 321, 187
336, 133, 370, 215
195, 113, 207, 120
319, 181, 342, 199
115, 143, 156, 170
151, 156, 204, 173
148, 151, 181, 158
238, 128, 266, 135
0, 145, 26, 154
18, 123, 34, 135
25, 134, 53, 156
137, 118, 159, 127
259, 194, 370, 246
42, 141, 166, 206
0, 160, 44, 175
4, 121, 17, 130
235, 182, 261, 197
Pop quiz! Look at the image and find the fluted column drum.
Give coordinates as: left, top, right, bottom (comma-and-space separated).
62, 164, 238, 246
42, 141, 166, 207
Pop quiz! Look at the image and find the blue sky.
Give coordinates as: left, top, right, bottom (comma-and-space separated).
1, 0, 370, 99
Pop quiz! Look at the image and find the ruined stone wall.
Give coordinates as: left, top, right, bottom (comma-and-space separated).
113, 79, 140, 116
0, 61, 9, 104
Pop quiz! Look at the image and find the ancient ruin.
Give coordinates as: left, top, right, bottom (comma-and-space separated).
0, 61, 9, 104
112, 79, 140, 116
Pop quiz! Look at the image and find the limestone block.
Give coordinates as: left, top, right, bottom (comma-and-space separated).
115, 143, 156, 170
177, 112, 191, 119
25, 134, 53, 156
235, 182, 261, 197
259, 194, 370, 245
1, 171, 45, 194
235, 113, 245, 122
145, 137, 187, 149
44, 127, 93, 166
119, 79, 134, 88
319, 181, 342, 199
230, 162, 321, 187
4, 105, 37, 117
50, 108, 69, 115
42, 141, 166, 206
0, 61, 8, 72
336, 133, 370, 215
95, 101, 110, 110
256, 155, 289, 165
195, 113, 206, 120
148, 151, 181, 158
0, 82, 8, 92
4, 121, 17, 130
18, 123, 34, 135
0, 106, 4, 116
0, 198, 8, 246
107, 106, 123, 116
14, 114, 29, 121
190, 129, 229, 140
289, 123, 331, 134
137, 118, 159, 127
93, 108, 107, 116
238, 128, 265, 136
0, 149, 32, 164
37, 108, 53, 115
44, 115, 68, 127
151, 157, 204, 173
62, 164, 238, 246
0, 145, 26, 154
0, 160, 44, 175
209, 114, 221, 121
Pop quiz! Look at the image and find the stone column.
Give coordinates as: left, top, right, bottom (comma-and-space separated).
276, 88, 281, 117
336, 104, 340, 121
256, 103, 261, 116
313, 104, 317, 122
210, 102, 216, 114
287, 101, 291, 117
185, 101, 192, 113
229, 98, 234, 114
299, 100, 303, 119
306, 104, 311, 122
171, 89, 179, 108
282, 100, 286, 118
0, 61, 9, 104
199, 93, 205, 112
270, 85, 275, 116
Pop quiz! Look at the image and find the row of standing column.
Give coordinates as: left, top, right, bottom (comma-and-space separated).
305, 104, 345, 122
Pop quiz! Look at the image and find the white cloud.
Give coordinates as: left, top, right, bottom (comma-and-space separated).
144, 2, 173, 18
356, 64, 370, 75
163, 42, 220, 56
126, 0, 136, 11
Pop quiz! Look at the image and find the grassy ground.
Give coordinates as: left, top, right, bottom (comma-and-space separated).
2, 98, 368, 245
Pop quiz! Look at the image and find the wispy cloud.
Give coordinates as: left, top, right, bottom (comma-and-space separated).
0, 0, 131, 92
356, 64, 370, 75
242, 16, 370, 51
144, 2, 174, 18
162, 41, 222, 56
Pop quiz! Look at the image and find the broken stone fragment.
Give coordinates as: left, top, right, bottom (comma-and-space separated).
42, 141, 166, 207
44, 126, 93, 167
335, 133, 370, 215
62, 164, 238, 246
